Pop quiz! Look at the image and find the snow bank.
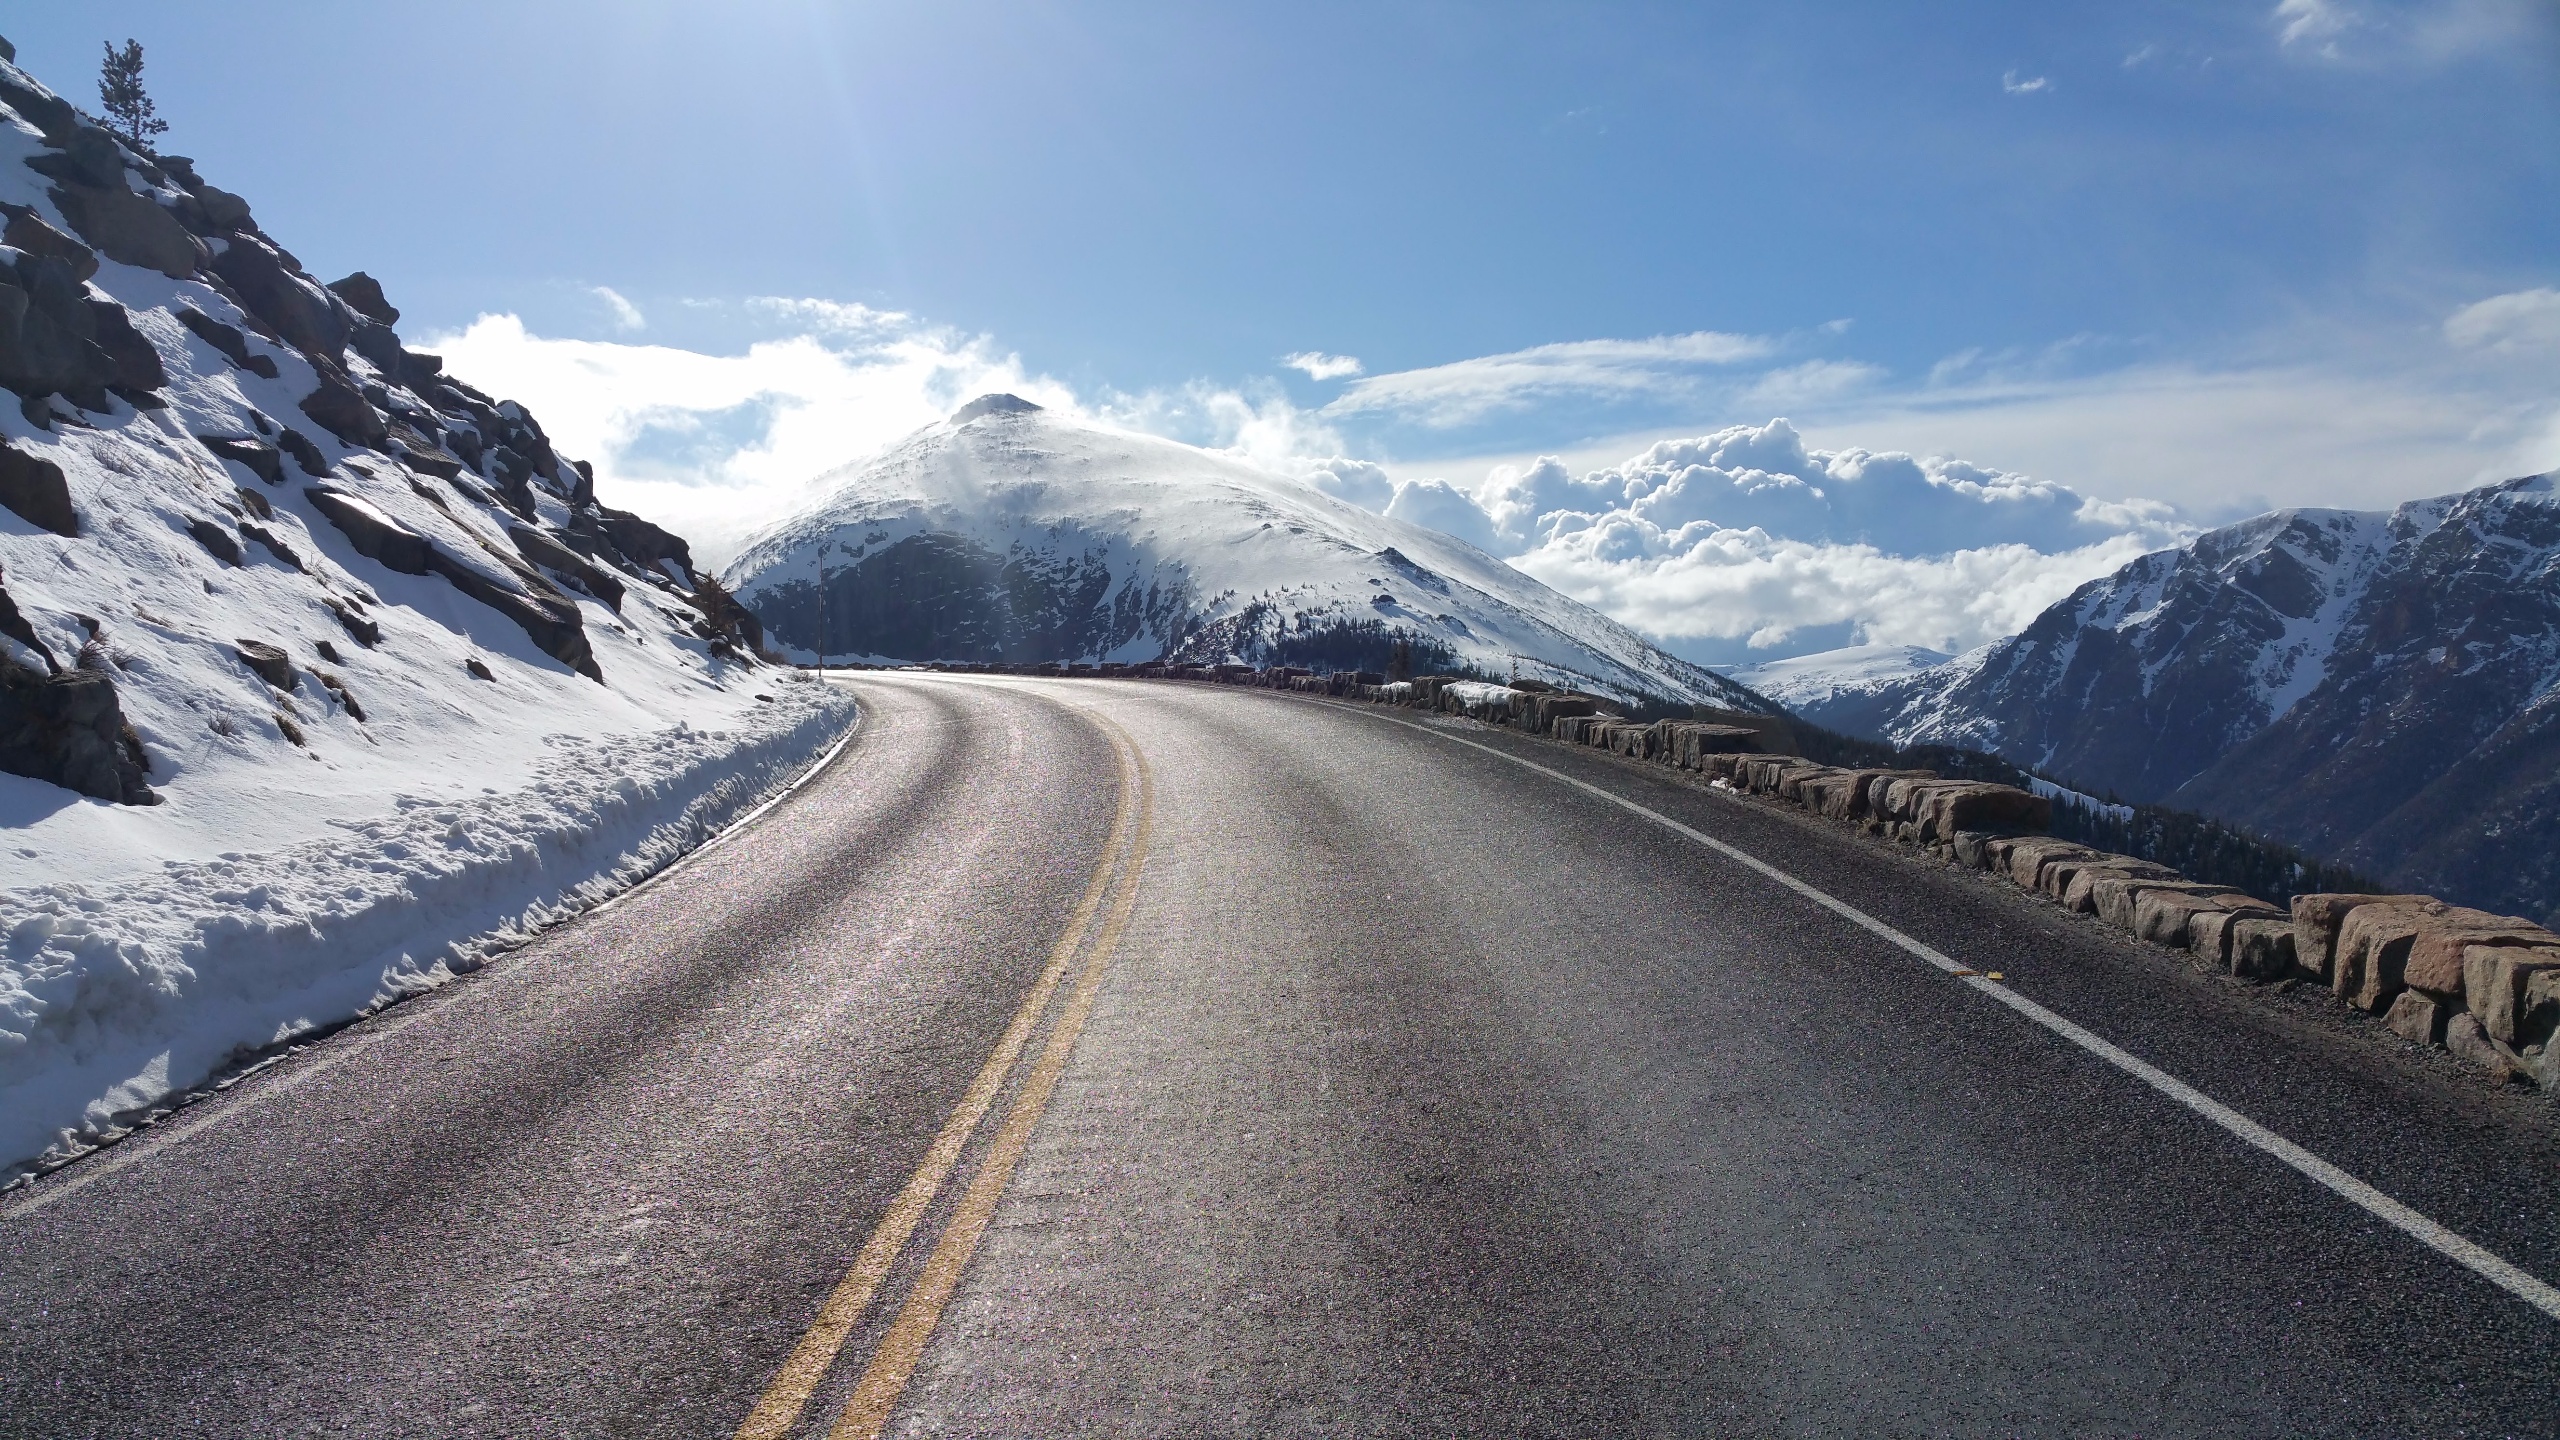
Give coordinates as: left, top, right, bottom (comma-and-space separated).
0, 678, 853, 1179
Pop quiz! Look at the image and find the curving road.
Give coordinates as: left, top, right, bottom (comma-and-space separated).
5, 674, 2558, 1438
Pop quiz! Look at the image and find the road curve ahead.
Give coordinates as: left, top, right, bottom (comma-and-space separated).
5, 674, 2558, 1437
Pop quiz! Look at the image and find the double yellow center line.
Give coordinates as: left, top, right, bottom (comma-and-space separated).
735, 709, 1154, 1440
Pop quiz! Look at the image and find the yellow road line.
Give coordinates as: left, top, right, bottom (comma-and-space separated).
827, 720, 1156, 1440
730, 723, 1142, 1440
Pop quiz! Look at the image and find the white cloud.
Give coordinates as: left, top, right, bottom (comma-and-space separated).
590, 285, 646, 332
1282, 351, 1364, 380
2002, 70, 2053, 94
2445, 288, 2560, 352
746, 297, 907, 335
2124, 43, 2160, 66
1324, 330, 1774, 426
2276, 0, 2361, 52
426, 310, 1069, 569
1512, 523, 2162, 656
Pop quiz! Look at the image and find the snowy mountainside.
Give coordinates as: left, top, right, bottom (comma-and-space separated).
0, 46, 851, 1177
724, 398, 1768, 709
1791, 475, 2560, 923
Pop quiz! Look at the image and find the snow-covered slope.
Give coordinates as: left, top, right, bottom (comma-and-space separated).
0, 48, 852, 1177
1791, 475, 2560, 922
723, 397, 1767, 709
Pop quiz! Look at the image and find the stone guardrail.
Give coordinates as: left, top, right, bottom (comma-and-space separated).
881, 659, 2560, 1092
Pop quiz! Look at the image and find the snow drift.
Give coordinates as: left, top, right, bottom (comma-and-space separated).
0, 48, 854, 1179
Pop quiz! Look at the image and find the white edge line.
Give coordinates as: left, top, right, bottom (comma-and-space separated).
1, 688, 865, 1222
1353, 706, 2560, 1325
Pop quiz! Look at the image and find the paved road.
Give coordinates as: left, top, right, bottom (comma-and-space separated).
5, 675, 2558, 1438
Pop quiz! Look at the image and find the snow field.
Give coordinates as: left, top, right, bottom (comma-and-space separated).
0, 679, 855, 1181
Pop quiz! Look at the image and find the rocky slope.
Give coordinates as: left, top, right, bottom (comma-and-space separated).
1789, 474, 2560, 923
723, 396, 1768, 709
0, 42, 851, 1176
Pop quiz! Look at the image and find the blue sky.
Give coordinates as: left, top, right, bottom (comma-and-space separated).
9, 2, 2556, 662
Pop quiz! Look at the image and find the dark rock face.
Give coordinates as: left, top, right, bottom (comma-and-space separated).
176, 306, 279, 378
304, 485, 602, 681
186, 517, 242, 566
233, 639, 293, 689
0, 441, 75, 535
207, 235, 348, 361
752, 531, 1191, 664
326, 271, 399, 326
297, 363, 388, 449
0, 655, 156, 804
45, 180, 206, 278
0, 252, 124, 403
198, 435, 282, 485
949, 392, 1044, 424
2, 207, 97, 281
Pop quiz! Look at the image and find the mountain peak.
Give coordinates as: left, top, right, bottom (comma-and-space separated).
950, 393, 1044, 425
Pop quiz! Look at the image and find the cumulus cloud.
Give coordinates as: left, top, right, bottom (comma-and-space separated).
1510, 525, 2165, 656
1282, 351, 1364, 380
2002, 70, 2053, 94
1325, 330, 1774, 426
2445, 288, 2560, 352
428, 310, 1069, 568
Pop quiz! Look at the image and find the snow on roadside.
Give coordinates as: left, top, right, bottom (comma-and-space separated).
0, 678, 854, 1182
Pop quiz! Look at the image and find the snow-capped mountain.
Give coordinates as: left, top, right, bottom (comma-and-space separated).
0, 45, 849, 1175
1725, 642, 1952, 716
1792, 474, 2560, 922
723, 396, 1769, 709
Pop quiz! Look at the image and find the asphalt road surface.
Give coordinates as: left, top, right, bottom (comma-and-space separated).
6, 674, 2559, 1438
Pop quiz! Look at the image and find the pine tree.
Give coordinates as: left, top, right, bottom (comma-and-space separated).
98, 39, 167, 147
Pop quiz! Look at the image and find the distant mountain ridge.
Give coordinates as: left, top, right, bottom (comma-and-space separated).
1787, 474, 2560, 923
722, 398, 1770, 709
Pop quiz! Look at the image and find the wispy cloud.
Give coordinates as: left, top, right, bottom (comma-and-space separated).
2001, 69, 2053, 94
2444, 287, 2560, 352
1282, 351, 1364, 380
2275, 0, 2361, 53
1324, 331, 1774, 426
590, 285, 646, 332
2123, 43, 2160, 67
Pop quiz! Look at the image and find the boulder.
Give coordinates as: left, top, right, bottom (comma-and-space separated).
84, 300, 164, 393
208, 235, 349, 360
324, 598, 380, 647
2002, 837, 2092, 892
305, 486, 432, 572
238, 521, 302, 572
186, 517, 241, 566
326, 271, 399, 326
174, 306, 280, 379
2461, 945, 2560, 1047
277, 427, 330, 477
2186, 898, 2286, 966
0, 655, 156, 803
2097, 878, 2238, 935
2332, 900, 2451, 1012
1951, 830, 2004, 869
297, 364, 387, 449
2382, 991, 2449, 1047
2, 208, 97, 281
23, 127, 127, 187
508, 523, 623, 611
1910, 782, 2050, 842
0, 254, 119, 402
2290, 893, 2435, 983
0, 440, 75, 535
2444, 1013, 2528, 1083
0, 70, 80, 141
2056, 856, 2177, 909
2402, 915, 2556, 999
232, 639, 293, 690
2229, 918, 2299, 981
198, 435, 283, 486
45, 182, 207, 278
